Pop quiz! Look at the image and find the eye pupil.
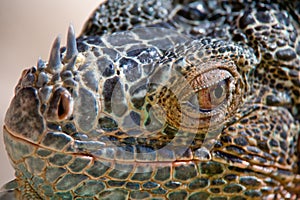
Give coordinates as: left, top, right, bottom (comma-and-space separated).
214, 84, 224, 99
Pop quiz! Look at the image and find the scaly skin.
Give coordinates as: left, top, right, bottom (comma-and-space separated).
1, 0, 300, 199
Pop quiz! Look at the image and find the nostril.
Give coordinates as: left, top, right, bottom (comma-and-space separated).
57, 92, 73, 120
46, 87, 74, 121
58, 97, 65, 119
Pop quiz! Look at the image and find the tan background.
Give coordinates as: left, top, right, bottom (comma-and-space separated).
0, 0, 104, 187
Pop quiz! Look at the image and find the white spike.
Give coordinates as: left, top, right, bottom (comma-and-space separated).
46, 36, 62, 73
65, 24, 78, 61
37, 57, 46, 70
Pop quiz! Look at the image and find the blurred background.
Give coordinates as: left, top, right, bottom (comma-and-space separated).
0, 0, 102, 187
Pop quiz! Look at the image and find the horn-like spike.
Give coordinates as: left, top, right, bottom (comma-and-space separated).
65, 24, 78, 61
47, 36, 62, 73
37, 57, 46, 70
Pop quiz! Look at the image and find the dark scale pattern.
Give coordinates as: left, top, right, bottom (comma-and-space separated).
68, 157, 91, 173
125, 182, 140, 190
130, 190, 150, 199
102, 76, 120, 113
98, 116, 118, 132
167, 190, 188, 200
200, 162, 224, 175
107, 180, 126, 187
85, 161, 111, 178
239, 177, 261, 187
154, 167, 171, 181
2, 0, 300, 200
276, 48, 297, 61
188, 178, 209, 190
174, 163, 197, 180
97, 57, 116, 77
119, 58, 141, 82
223, 184, 243, 193
82, 0, 173, 36
131, 167, 153, 181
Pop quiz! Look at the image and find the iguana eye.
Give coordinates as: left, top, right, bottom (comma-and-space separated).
187, 67, 231, 112
46, 88, 73, 121
197, 79, 228, 110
